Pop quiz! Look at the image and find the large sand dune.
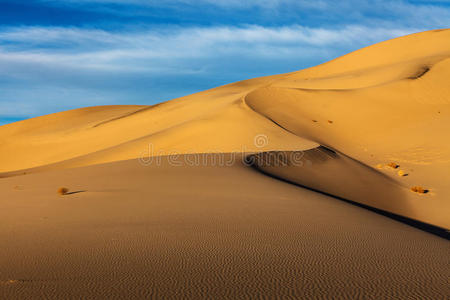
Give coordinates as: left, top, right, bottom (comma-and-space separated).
0, 29, 449, 298
1, 29, 449, 228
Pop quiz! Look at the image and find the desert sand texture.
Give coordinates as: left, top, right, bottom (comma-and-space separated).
0, 155, 449, 299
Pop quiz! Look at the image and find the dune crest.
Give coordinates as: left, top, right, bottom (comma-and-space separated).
1, 29, 449, 229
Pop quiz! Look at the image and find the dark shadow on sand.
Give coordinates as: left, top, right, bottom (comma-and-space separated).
246, 151, 449, 240
65, 190, 86, 195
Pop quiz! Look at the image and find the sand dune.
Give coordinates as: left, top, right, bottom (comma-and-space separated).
0, 29, 449, 298
1, 29, 449, 228
244, 30, 450, 228
0, 78, 316, 173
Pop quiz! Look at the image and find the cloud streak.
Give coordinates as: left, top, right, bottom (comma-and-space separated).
38, 0, 450, 28
0, 24, 426, 123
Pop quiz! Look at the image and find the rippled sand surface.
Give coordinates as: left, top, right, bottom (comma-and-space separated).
0, 156, 448, 299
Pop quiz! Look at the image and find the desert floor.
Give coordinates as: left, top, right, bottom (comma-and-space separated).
0, 155, 448, 299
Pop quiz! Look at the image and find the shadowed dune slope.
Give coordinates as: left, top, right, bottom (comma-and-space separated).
1, 29, 449, 229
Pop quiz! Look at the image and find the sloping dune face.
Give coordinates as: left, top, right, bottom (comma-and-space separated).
245, 29, 450, 229
0, 76, 317, 172
1, 29, 449, 229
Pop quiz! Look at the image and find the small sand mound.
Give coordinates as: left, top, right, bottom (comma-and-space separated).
388, 162, 400, 169
397, 170, 408, 177
57, 187, 69, 195
411, 186, 429, 194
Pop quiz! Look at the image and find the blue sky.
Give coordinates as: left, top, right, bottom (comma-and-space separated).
0, 0, 449, 125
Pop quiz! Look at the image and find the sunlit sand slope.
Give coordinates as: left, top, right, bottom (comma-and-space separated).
0, 156, 448, 299
245, 29, 450, 228
0, 29, 449, 229
0, 76, 316, 172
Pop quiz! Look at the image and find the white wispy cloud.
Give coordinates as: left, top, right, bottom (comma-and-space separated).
39, 0, 450, 25
0, 25, 419, 59
0, 24, 425, 123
